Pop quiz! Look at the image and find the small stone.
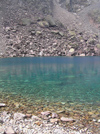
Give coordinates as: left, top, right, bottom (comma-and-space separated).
14, 112, 25, 120
25, 114, 32, 118
41, 111, 51, 116
61, 117, 75, 122
0, 103, 6, 107
5, 126, 15, 134
52, 113, 58, 118
57, 110, 65, 114
2, 111, 8, 116
80, 53, 85, 56
93, 119, 97, 122
50, 118, 59, 123
32, 115, 41, 121
41, 115, 50, 120
35, 121, 42, 126
69, 48, 75, 53
53, 129, 64, 134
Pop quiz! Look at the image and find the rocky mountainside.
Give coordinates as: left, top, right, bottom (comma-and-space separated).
0, 0, 100, 57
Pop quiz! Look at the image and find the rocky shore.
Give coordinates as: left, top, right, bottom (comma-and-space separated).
0, 110, 97, 134
0, 101, 100, 134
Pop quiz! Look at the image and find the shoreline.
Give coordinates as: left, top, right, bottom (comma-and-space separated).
0, 90, 100, 133
0, 110, 98, 134
0, 100, 100, 134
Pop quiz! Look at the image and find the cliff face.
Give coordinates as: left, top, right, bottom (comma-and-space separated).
0, 0, 100, 57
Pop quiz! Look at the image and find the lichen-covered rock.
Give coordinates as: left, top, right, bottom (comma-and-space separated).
38, 21, 49, 27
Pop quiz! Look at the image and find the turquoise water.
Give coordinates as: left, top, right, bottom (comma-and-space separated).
0, 57, 100, 106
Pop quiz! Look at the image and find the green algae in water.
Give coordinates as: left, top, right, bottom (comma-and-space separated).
0, 57, 100, 107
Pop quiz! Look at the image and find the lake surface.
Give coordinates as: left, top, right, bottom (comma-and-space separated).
0, 57, 100, 111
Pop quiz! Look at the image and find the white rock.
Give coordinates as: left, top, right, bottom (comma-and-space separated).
41, 111, 51, 116
50, 118, 59, 123
5, 126, 15, 134
0, 126, 4, 134
14, 112, 25, 120
0, 103, 6, 107
2, 111, 8, 116
52, 112, 58, 118
80, 53, 85, 56
98, 119, 100, 123
32, 115, 41, 120
69, 48, 75, 53
61, 117, 75, 122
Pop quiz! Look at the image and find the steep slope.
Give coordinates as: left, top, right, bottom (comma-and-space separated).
0, 0, 100, 58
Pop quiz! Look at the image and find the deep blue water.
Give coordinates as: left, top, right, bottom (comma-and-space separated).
0, 57, 100, 105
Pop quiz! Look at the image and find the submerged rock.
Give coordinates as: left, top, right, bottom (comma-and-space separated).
61, 117, 75, 122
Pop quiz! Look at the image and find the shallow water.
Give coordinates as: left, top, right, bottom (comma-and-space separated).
0, 57, 100, 110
